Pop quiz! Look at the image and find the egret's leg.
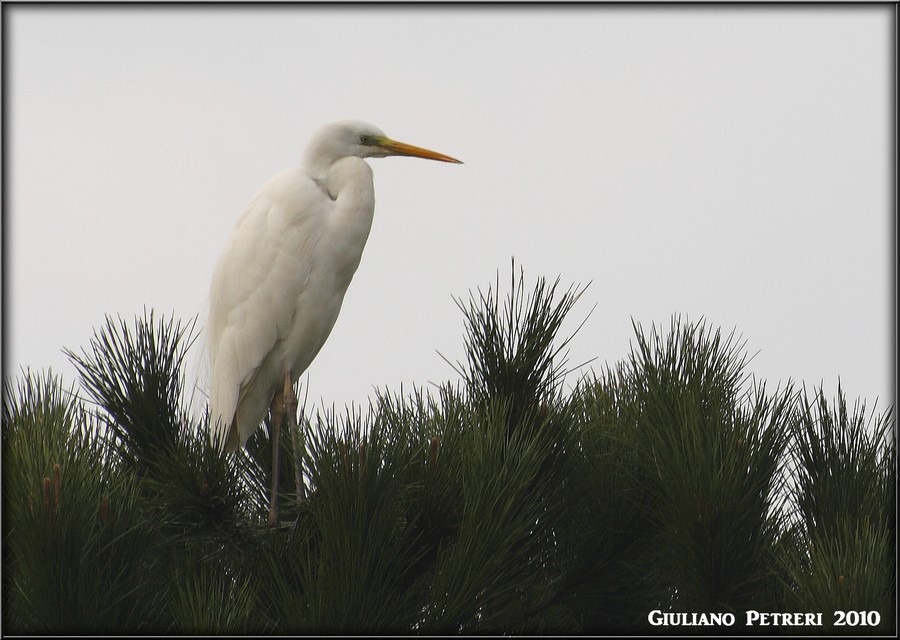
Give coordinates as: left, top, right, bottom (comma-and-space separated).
290, 407, 307, 502
268, 374, 287, 526
284, 376, 302, 501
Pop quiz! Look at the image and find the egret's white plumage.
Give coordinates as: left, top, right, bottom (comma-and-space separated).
208, 120, 461, 452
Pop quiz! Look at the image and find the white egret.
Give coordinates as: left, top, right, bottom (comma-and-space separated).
207, 120, 462, 523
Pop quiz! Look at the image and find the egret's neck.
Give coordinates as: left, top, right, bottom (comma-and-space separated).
321, 157, 376, 290
301, 137, 350, 186
302, 156, 330, 187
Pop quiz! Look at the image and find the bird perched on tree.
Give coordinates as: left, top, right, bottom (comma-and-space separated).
206, 120, 462, 522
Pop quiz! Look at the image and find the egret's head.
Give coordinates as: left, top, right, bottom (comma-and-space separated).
304, 120, 462, 170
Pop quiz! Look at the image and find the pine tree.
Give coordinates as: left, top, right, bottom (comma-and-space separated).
2, 267, 894, 634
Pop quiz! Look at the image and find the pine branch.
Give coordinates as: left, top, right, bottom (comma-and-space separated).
64, 310, 198, 472
4, 267, 894, 634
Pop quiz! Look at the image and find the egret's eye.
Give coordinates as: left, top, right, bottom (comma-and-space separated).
360, 135, 370, 144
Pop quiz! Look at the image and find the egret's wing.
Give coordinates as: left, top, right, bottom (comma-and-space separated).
207, 169, 326, 449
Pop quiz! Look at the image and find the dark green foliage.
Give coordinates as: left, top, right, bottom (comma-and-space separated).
64, 311, 193, 472
449, 261, 587, 435
791, 387, 894, 540
3, 371, 166, 632
625, 319, 795, 618
2, 269, 894, 635
777, 389, 895, 633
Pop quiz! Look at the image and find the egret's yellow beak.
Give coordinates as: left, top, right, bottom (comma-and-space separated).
378, 137, 463, 164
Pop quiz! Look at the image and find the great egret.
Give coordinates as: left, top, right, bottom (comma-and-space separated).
207, 120, 462, 522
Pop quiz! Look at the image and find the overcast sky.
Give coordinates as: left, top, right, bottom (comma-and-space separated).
6, 5, 895, 421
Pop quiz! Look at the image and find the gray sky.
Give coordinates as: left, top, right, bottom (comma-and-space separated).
6, 5, 895, 419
